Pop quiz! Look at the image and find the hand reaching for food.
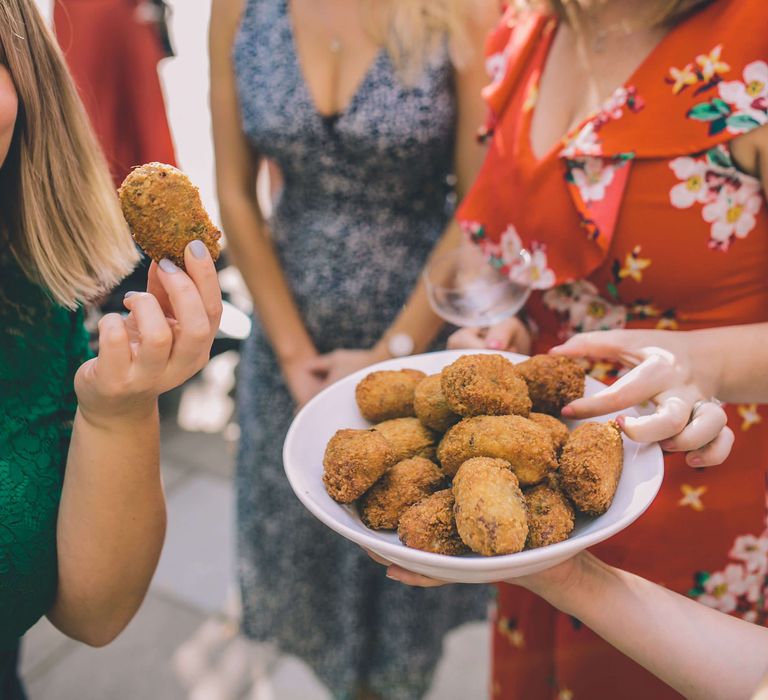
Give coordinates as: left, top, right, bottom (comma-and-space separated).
550, 329, 733, 467
447, 316, 533, 353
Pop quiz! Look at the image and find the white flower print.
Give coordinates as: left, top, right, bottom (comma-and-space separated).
499, 225, 523, 267
718, 60, 768, 129
561, 122, 601, 158
485, 51, 508, 85
669, 148, 764, 249
527, 244, 556, 290
542, 280, 626, 336
669, 157, 711, 208
571, 158, 616, 203
702, 183, 763, 244
698, 564, 749, 613
730, 534, 768, 574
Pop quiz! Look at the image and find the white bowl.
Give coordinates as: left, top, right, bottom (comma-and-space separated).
283, 350, 664, 583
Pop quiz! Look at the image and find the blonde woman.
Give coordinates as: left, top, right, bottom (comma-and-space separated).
0, 1, 221, 697
210, 1, 500, 697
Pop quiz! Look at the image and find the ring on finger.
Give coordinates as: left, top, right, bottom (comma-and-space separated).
689, 397, 723, 423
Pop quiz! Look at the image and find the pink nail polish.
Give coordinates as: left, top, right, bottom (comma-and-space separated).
486, 339, 502, 350
561, 405, 574, 417
689, 457, 703, 466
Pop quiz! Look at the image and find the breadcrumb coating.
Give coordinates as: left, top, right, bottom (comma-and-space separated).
119, 163, 221, 269
437, 415, 557, 485
453, 457, 528, 556
355, 369, 426, 422
359, 457, 445, 530
322, 429, 395, 503
516, 355, 585, 416
373, 417, 439, 462
441, 354, 531, 417
559, 422, 624, 516
398, 489, 468, 555
413, 373, 460, 432
524, 483, 575, 549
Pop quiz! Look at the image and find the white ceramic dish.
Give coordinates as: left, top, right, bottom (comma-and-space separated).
283, 350, 664, 583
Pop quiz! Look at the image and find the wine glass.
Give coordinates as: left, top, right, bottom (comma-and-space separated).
423, 243, 532, 327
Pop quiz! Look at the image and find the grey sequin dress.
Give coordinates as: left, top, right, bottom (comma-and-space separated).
232, 3, 489, 698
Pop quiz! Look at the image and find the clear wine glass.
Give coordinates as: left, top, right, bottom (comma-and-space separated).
423, 243, 532, 327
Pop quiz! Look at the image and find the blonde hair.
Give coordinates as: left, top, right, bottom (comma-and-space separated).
0, 0, 139, 309
546, 0, 716, 26
365, 0, 485, 81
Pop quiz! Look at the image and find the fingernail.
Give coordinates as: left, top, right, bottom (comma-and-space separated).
660, 440, 674, 451
616, 415, 626, 429
189, 240, 208, 260
486, 339, 502, 350
385, 574, 399, 582
689, 457, 703, 466
159, 258, 179, 274
561, 405, 574, 417
124, 291, 140, 298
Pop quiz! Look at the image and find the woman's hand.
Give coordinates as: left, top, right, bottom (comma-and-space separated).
308, 348, 389, 390
282, 354, 326, 408
75, 242, 222, 426
447, 317, 533, 354
551, 329, 734, 467
367, 548, 585, 594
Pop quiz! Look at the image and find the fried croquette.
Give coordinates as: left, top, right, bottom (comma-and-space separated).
355, 369, 425, 422
373, 417, 439, 462
529, 412, 570, 453
437, 415, 557, 485
516, 355, 585, 416
452, 457, 528, 556
441, 354, 531, 417
359, 457, 445, 530
322, 429, 395, 503
524, 483, 575, 549
397, 489, 468, 555
413, 374, 460, 432
119, 162, 221, 269
559, 422, 624, 516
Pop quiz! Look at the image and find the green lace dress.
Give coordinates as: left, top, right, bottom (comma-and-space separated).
0, 253, 90, 682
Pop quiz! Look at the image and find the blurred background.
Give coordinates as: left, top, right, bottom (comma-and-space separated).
21, 2, 490, 698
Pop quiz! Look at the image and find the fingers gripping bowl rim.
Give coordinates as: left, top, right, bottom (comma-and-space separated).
283, 350, 664, 584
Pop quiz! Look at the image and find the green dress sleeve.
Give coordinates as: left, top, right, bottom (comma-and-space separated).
0, 255, 92, 647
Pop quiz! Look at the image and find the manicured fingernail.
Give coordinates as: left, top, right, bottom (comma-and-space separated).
189, 240, 208, 260
386, 574, 399, 582
689, 457, 703, 466
159, 258, 179, 274
616, 415, 626, 429
486, 339, 502, 349
561, 405, 574, 417
124, 291, 140, 298
660, 440, 674, 451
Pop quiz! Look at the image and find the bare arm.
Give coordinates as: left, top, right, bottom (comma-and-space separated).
48, 248, 221, 645
210, 0, 322, 403
525, 554, 768, 700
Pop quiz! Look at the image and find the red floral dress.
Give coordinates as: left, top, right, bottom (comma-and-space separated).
457, 1, 768, 697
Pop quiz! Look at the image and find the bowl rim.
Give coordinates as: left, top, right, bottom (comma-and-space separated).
283, 349, 664, 573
